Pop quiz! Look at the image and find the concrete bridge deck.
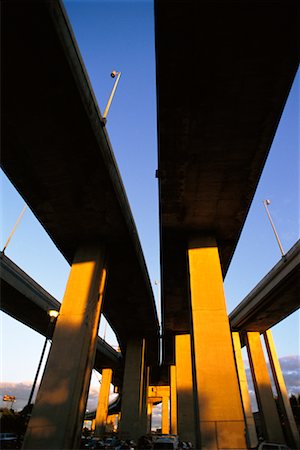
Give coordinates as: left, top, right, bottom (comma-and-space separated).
155, 0, 299, 339
229, 239, 300, 333
2, 0, 159, 361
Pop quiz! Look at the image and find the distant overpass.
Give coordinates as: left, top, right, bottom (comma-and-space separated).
0, 252, 123, 384
2, 0, 159, 361
229, 240, 300, 332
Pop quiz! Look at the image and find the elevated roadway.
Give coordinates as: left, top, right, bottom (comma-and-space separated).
0, 252, 123, 384
229, 240, 300, 333
2, 0, 159, 361
155, 0, 299, 344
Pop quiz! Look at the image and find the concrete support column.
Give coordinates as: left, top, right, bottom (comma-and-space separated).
188, 236, 247, 449
140, 366, 150, 436
245, 332, 285, 444
147, 402, 153, 434
23, 243, 107, 450
119, 337, 146, 441
175, 334, 196, 445
170, 365, 177, 435
94, 368, 113, 437
232, 332, 258, 448
264, 329, 300, 448
161, 395, 170, 434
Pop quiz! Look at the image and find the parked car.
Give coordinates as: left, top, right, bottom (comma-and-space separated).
0, 433, 18, 449
153, 437, 179, 450
257, 443, 291, 450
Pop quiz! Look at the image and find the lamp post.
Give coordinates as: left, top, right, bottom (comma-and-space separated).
102, 70, 121, 122
263, 199, 285, 257
26, 309, 59, 407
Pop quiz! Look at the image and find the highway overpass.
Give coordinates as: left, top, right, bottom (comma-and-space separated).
229, 239, 300, 333
1, 0, 159, 361
155, 0, 299, 341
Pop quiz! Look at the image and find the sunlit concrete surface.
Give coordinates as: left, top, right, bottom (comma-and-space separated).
0, 251, 122, 382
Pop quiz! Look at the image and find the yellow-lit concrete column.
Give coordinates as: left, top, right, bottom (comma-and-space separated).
119, 337, 145, 441
175, 334, 196, 445
264, 329, 300, 448
188, 236, 247, 449
245, 332, 285, 444
94, 368, 113, 437
147, 402, 153, 433
170, 365, 177, 435
23, 243, 106, 450
161, 394, 170, 434
232, 332, 258, 448
140, 366, 150, 436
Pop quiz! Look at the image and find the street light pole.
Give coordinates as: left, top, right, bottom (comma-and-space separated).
102, 70, 121, 121
26, 310, 59, 407
263, 199, 285, 257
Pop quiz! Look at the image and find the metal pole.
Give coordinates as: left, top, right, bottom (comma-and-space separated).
263, 200, 285, 257
27, 336, 49, 407
26, 311, 59, 407
2, 205, 27, 253
102, 71, 121, 119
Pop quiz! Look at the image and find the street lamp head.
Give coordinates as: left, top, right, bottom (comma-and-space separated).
48, 309, 59, 321
264, 199, 271, 205
111, 70, 118, 78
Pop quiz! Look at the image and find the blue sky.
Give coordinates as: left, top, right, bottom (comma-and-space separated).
0, 0, 299, 413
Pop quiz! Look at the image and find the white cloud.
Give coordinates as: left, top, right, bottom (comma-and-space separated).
1, 355, 299, 419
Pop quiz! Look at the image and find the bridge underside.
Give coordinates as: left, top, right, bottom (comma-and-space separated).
230, 240, 300, 333
155, 0, 299, 340
2, 0, 159, 362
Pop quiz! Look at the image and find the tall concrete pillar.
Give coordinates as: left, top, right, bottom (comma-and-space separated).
94, 368, 113, 437
147, 402, 153, 434
264, 329, 300, 448
170, 365, 177, 435
245, 332, 285, 444
23, 243, 106, 450
188, 236, 247, 449
161, 394, 170, 434
232, 332, 258, 448
175, 334, 196, 445
140, 366, 150, 436
119, 337, 146, 441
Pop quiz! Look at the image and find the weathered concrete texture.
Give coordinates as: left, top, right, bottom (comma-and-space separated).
246, 332, 285, 444
264, 330, 300, 449
95, 368, 113, 438
188, 237, 247, 449
175, 334, 196, 445
232, 332, 258, 448
119, 338, 146, 441
23, 243, 106, 450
